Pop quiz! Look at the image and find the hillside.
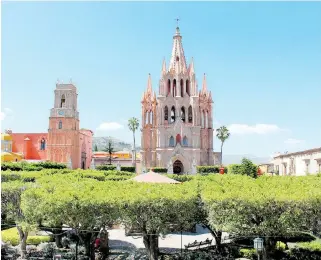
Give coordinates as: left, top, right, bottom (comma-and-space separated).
92, 136, 141, 152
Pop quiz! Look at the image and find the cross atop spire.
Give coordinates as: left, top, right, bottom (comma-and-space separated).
175, 18, 180, 27
168, 22, 187, 74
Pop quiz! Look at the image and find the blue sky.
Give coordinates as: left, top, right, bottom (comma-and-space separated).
1, 2, 321, 157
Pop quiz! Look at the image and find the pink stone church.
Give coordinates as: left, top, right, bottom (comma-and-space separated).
140, 26, 214, 174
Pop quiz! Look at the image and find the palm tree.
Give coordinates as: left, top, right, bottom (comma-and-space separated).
128, 117, 140, 168
216, 126, 230, 165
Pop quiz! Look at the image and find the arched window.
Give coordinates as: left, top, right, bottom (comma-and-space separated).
58, 121, 62, 129
170, 106, 176, 123
180, 79, 184, 97
186, 80, 190, 96
167, 79, 171, 96
173, 79, 177, 97
40, 138, 46, 150
183, 136, 188, 146
169, 136, 175, 147
181, 107, 185, 122
164, 106, 168, 121
60, 94, 66, 108
188, 106, 193, 123
176, 134, 181, 145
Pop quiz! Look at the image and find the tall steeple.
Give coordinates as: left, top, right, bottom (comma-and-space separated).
147, 73, 152, 93
202, 73, 207, 93
168, 26, 187, 74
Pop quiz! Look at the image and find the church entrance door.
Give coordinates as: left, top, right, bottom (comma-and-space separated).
173, 160, 183, 174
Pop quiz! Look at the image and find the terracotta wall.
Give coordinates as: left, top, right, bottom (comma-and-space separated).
11, 133, 48, 160
79, 129, 93, 169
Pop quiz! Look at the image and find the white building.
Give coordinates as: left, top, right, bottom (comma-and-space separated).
272, 148, 321, 176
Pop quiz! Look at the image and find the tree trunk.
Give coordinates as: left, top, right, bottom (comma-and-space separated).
220, 142, 224, 166
143, 233, 159, 260
264, 238, 276, 259
133, 131, 136, 169
202, 224, 222, 251
17, 226, 28, 259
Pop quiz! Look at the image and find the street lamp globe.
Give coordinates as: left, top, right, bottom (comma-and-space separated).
254, 237, 264, 252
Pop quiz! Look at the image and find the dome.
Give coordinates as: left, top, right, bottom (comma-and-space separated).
1, 133, 12, 141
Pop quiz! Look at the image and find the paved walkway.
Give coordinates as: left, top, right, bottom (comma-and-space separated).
108, 225, 228, 250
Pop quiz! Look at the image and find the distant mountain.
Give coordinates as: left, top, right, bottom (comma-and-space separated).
92, 136, 141, 152
223, 154, 272, 165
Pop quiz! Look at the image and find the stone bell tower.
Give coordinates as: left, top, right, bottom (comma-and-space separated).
140, 26, 214, 174
47, 83, 80, 169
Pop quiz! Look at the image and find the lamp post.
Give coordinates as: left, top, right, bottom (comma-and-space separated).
254, 237, 264, 260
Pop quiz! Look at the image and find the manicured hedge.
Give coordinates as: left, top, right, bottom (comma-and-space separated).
120, 166, 136, 172
197, 165, 228, 174
149, 167, 168, 173
1, 161, 67, 171
1, 228, 51, 246
165, 174, 194, 182
96, 164, 116, 171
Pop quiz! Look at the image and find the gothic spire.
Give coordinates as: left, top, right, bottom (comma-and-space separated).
202, 73, 207, 92
168, 26, 187, 74
162, 58, 166, 76
189, 57, 195, 75
147, 73, 152, 93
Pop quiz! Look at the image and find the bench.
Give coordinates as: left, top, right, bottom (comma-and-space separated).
184, 238, 213, 250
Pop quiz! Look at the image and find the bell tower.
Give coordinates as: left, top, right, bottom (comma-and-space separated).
47, 83, 80, 168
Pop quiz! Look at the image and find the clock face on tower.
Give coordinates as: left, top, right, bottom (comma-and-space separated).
58, 110, 65, 116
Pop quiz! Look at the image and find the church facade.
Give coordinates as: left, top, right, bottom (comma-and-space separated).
140, 26, 214, 174
6, 83, 93, 169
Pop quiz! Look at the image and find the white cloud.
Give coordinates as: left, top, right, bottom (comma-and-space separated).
1, 112, 6, 121
284, 138, 304, 144
96, 122, 124, 131
1, 108, 14, 121
228, 124, 283, 135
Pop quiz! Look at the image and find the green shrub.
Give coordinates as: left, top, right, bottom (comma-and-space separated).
96, 164, 116, 171
276, 241, 287, 251
23, 165, 43, 171
1, 228, 51, 246
1, 172, 21, 182
297, 240, 321, 252
34, 161, 66, 169
197, 165, 227, 175
104, 175, 132, 181
103, 170, 134, 176
149, 167, 167, 173
284, 247, 321, 260
1, 162, 23, 171
82, 172, 105, 181
228, 164, 242, 175
120, 166, 136, 172
165, 174, 193, 182
240, 248, 257, 259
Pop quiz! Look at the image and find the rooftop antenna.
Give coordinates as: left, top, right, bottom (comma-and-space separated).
175, 17, 180, 27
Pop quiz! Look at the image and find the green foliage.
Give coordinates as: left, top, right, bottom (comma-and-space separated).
227, 158, 258, 178
201, 175, 321, 240
96, 164, 116, 171
284, 247, 321, 260
120, 166, 136, 172
197, 165, 227, 174
165, 174, 194, 182
149, 167, 167, 173
1, 161, 66, 171
276, 241, 287, 251
228, 164, 242, 175
297, 240, 321, 252
1, 228, 50, 246
239, 158, 258, 178
240, 248, 257, 259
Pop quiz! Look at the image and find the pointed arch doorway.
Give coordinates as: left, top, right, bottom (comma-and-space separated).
173, 160, 184, 174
